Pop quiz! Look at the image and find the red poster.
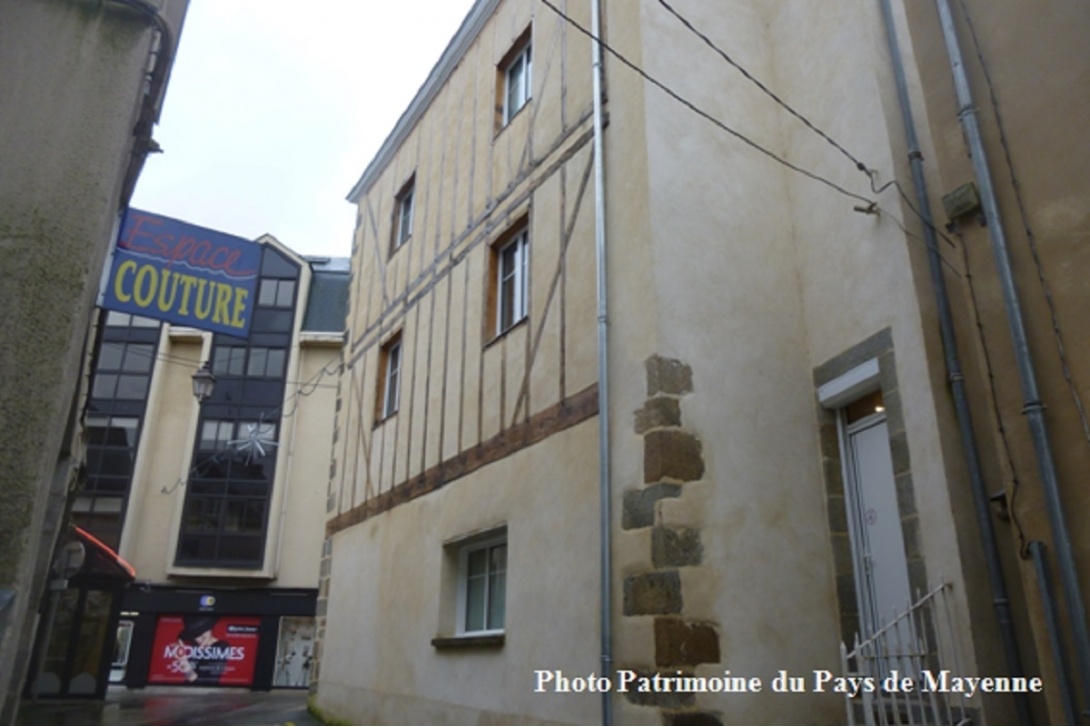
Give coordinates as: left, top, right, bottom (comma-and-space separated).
147, 614, 261, 686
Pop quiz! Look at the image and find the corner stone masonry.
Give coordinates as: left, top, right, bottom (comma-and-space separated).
621, 355, 722, 725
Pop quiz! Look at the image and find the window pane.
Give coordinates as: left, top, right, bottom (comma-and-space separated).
111, 418, 140, 447
507, 55, 524, 117
214, 347, 243, 376
201, 420, 230, 450
86, 417, 111, 445
489, 568, 506, 630
465, 575, 486, 632
276, 281, 295, 308
258, 280, 277, 307
398, 192, 413, 243
115, 374, 149, 399
489, 544, 507, 629
130, 315, 161, 328
98, 343, 124, 371
106, 311, 131, 327
122, 344, 154, 372
218, 535, 263, 564
184, 498, 221, 532
92, 374, 117, 399
266, 349, 285, 378
384, 343, 401, 416
99, 449, 133, 476
248, 348, 268, 377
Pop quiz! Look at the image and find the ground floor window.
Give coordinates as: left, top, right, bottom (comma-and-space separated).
459, 535, 507, 635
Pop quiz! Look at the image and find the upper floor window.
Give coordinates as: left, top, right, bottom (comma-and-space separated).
394, 176, 415, 250
105, 311, 161, 328
377, 334, 402, 421
92, 341, 155, 400
501, 32, 532, 126
494, 228, 529, 335
258, 278, 295, 308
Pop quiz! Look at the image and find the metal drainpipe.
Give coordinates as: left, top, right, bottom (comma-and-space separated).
1030, 541, 1079, 724
935, 0, 1090, 714
590, 0, 612, 723
878, 1, 1030, 722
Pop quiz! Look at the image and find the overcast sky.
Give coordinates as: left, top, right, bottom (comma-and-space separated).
131, 0, 477, 260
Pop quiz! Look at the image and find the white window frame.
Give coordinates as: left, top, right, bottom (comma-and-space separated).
395, 183, 414, 247
381, 338, 402, 419
496, 229, 529, 335
502, 41, 531, 125
456, 534, 507, 636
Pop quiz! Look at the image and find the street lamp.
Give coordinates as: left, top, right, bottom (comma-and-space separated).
191, 361, 216, 403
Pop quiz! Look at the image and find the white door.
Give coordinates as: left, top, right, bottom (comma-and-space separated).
844, 414, 912, 638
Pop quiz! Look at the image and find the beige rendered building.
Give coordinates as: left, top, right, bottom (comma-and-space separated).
0, 0, 187, 719
313, 1, 1090, 724
54, 237, 348, 693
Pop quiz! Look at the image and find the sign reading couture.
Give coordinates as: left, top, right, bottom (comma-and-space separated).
102, 209, 261, 336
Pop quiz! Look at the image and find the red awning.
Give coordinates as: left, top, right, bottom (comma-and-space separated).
72, 526, 136, 581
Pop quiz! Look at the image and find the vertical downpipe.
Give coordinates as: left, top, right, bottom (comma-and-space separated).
590, 0, 612, 723
935, 0, 1090, 715
878, 1, 1029, 721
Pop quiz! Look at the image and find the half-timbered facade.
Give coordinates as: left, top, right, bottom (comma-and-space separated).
316, 1, 1090, 724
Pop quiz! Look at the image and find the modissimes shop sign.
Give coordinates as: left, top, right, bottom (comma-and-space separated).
101, 209, 260, 336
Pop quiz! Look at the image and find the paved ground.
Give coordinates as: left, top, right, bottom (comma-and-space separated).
16, 686, 323, 726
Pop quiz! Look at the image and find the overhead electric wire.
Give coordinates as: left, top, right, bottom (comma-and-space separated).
538, 0, 875, 207
540, 0, 969, 275
656, 0, 871, 175
655, 0, 962, 255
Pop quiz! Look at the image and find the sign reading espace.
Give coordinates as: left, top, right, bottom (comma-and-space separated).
102, 209, 260, 336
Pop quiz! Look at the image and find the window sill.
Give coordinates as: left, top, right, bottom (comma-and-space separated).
431, 633, 505, 650
373, 412, 397, 430
484, 317, 528, 350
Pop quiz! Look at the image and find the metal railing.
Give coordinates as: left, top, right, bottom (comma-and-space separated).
840, 582, 973, 725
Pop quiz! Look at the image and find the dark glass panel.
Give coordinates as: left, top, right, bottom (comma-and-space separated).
93, 374, 117, 399
260, 248, 299, 278
98, 343, 124, 370
122, 344, 155, 372
99, 449, 133, 476
115, 375, 149, 400
218, 535, 263, 564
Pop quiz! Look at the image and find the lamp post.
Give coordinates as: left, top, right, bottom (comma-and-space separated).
191, 362, 216, 403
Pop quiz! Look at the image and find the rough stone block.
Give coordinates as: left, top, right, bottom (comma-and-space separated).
644, 430, 704, 483
622, 483, 681, 530
826, 494, 848, 535
634, 396, 682, 434
895, 472, 916, 516
624, 571, 683, 615
621, 671, 696, 708
889, 429, 911, 476
654, 618, 720, 667
646, 355, 693, 396
651, 527, 702, 567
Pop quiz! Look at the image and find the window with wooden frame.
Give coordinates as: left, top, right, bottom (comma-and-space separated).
497, 28, 532, 128
376, 333, 403, 421
392, 175, 415, 251
487, 222, 530, 338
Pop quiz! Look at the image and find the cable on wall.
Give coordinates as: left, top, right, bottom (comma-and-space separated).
538, 0, 875, 208
955, 0, 1090, 450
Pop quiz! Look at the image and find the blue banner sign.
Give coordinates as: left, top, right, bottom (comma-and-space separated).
102, 209, 260, 336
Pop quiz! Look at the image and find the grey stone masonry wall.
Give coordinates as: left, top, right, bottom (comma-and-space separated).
621, 355, 722, 726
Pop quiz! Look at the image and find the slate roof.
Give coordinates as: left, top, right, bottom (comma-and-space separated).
302, 256, 350, 333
